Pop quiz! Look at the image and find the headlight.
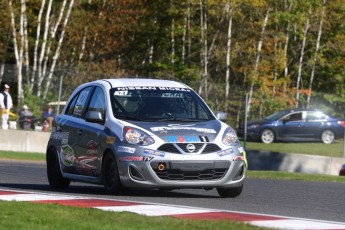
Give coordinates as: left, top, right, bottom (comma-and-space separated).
123, 126, 155, 146
248, 124, 260, 129
222, 127, 238, 146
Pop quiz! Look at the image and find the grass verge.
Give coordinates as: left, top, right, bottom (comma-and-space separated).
242, 140, 345, 158
0, 151, 45, 161
246, 170, 345, 183
0, 200, 265, 230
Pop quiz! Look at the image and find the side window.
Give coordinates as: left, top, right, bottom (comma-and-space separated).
285, 112, 303, 121
307, 111, 327, 121
66, 96, 78, 115
65, 87, 93, 117
87, 87, 106, 119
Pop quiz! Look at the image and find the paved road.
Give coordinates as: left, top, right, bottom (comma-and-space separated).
0, 159, 344, 223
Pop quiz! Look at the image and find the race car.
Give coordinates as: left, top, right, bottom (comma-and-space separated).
46, 78, 247, 198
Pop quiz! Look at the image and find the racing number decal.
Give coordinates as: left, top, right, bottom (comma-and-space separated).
199, 136, 209, 142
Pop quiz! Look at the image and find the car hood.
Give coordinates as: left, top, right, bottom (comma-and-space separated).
125, 119, 222, 142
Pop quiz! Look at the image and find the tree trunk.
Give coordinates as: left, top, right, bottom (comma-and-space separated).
30, 0, 46, 93
43, 0, 75, 99
37, 0, 53, 97
225, 2, 233, 111
307, 0, 326, 108
296, 8, 310, 108
198, 0, 205, 96
171, 6, 175, 68
8, 0, 24, 106
247, 8, 270, 115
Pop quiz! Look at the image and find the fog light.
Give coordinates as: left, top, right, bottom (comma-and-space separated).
158, 163, 166, 171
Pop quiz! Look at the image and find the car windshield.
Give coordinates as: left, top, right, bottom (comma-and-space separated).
265, 110, 291, 120
110, 87, 214, 122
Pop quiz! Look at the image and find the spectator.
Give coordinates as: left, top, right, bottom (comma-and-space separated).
19, 105, 35, 130
0, 83, 13, 130
41, 106, 55, 129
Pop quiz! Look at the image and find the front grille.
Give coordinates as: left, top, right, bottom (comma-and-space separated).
176, 143, 204, 153
203, 143, 222, 153
155, 168, 228, 180
151, 160, 230, 181
158, 144, 179, 153
157, 143, 221, 154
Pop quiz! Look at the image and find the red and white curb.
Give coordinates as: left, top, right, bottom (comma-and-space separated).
0, 188, 344, 230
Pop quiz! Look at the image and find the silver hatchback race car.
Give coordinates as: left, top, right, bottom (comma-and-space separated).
46, 78, 247, 198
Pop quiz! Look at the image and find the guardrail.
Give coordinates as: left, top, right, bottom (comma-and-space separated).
0, 129, 50, 153
0, 129, 343, 175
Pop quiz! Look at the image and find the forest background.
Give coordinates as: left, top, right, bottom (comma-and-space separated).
0, 0, 345, 128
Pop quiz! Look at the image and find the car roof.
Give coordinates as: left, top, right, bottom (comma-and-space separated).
94, 78, 190, 89
283, 108, 322, 113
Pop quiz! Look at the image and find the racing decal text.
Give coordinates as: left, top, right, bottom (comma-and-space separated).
217, 148, 234, 157
143, 149, 165, 157
118, 146, 136, 154
166, 136, 199, 143
151, 126, 216, 134
119, 156, 143, 162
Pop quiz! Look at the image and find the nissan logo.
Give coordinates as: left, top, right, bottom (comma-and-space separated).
186, 144, 196, 153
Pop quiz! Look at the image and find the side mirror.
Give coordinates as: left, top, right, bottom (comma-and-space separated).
85, 111, 104, 123
216, 111, 227, 122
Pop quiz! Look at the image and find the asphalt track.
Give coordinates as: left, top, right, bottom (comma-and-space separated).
0, 159, 345, 229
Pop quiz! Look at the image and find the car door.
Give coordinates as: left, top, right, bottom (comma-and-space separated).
278, 112, 305, 139
303, 111, 329, 139
75, 86, 106, 177
59, 86, 94, 175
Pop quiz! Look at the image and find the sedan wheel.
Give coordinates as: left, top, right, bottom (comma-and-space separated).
46, 147, 70, 189
103, 152, 124, 194
261, 129, 275, 144
321, 130, 335, 144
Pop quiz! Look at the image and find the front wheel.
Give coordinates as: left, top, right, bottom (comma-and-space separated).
321, 130, 335, 144
216, 184, 243, 198
261, 129, 275, 144
46, 147, 70, 189
103, 152, 125, 194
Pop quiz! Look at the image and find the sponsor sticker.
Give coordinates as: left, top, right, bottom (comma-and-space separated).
51, 132, 69, 145
115, 87, 190, 91
143, 156, 154, 161
166, 135, 199, 143
118, 146, 136, 154
151, 126, 216, 134
143, 149, 165, 157
217, 148, 234, 157
61, 145, 75, 166
119, 156, 143, 162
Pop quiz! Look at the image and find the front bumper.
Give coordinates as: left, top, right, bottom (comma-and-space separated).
117, 150, 246, 189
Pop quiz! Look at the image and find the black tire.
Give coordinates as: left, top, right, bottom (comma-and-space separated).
261, 129, 275, 144
216, 184, 243, 198
103, 152, 125, 194
321, 130, 335, 144
46, 147, 70, 189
